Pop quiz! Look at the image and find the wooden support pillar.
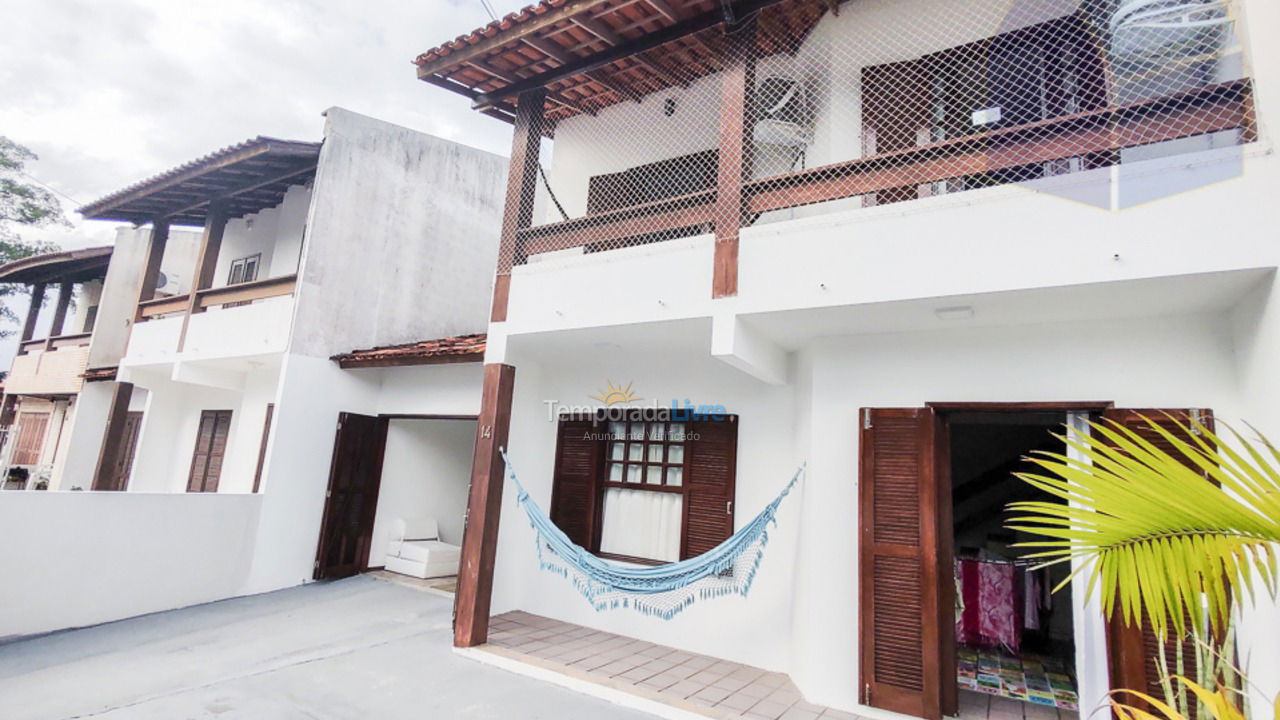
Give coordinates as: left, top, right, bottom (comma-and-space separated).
20, 283, 46, 344
46, 280, 74, 348
0, 394, 17, 428
91, 381, 135, 491
178, 200, 229, 351
454, 362, 516, 647
491, 88, 546, 323
135, 219, 170, 321
712, 17, 757, 299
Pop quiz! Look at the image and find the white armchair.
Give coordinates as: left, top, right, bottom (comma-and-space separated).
383, 517, 461, 579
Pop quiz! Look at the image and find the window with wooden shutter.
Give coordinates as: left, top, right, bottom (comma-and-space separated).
549, 412, 738, 564
12, 411, 51, 466
187, 410, 232, 493
1102, 408, 1217, 718
859, 407, 945, 720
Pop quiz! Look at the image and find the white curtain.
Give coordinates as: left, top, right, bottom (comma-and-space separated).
599, 488, 682, 562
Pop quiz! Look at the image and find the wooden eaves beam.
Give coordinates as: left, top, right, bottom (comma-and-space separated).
148, 161, 318, 221
78, 141, 317, 220
522, 35, 645, 105
569, 12, 684, 90
469, 0, 789, 110
415, 0, 620, 77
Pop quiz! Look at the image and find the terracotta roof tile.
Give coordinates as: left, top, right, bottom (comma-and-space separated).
331, 333, 487, 368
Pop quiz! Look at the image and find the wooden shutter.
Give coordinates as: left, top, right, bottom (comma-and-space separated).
859, 407, 945, 720
187, 410, 232, 492
13, 411, 50, 466
681, 417, 738, 559
549, 416, 604, 549
1102, 408, 1215, 716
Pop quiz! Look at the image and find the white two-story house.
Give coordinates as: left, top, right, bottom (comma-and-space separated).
415, 0, 1279, 719
0, 108, 506, 639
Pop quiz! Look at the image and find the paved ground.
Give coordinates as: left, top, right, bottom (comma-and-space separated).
0, 576, 657, 720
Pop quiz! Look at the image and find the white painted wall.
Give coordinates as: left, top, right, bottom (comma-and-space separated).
53, 381, 115, 491
242, 355, 482, 594
288, 108, 506, 359
122, 362, 280, 495
0, 492, 260, 639
211, 184, 312, 288
368, 418, 476, 567
488, 303, 1280, 716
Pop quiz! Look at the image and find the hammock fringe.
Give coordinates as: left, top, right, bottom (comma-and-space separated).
503, 450, 803, 620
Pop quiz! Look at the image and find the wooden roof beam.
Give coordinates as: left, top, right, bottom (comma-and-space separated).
472, 0, 789, 110
415, 0, 619, 77
467, 58, 595, 116
568, 13, 684, 94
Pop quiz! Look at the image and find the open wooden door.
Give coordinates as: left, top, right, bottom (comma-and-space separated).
314, 412, 389, 580
95, 412, 143, 491
1102, 408, 1215, 714
859, 407, 947, 720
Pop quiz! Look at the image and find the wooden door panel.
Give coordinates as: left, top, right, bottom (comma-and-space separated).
859, 407, 944, 720
549, 416, 604, 549
1102, 409, 1215, 717
682, 418, 738, 559
314, 412, 389, 580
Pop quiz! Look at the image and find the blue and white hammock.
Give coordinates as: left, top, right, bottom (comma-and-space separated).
502, 450, 803, 619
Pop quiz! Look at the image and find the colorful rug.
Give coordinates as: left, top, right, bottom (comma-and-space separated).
958, 647, 1078, 710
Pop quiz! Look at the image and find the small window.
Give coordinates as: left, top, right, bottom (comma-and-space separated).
549, 413, 737, 565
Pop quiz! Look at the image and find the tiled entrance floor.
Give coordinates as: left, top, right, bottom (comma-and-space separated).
485, 611, 855, 719
483, 611, 1080, 720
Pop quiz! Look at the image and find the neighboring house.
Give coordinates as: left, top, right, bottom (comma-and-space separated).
0, 245, 158, 491
0, 108, 506, 638
416, 0, 1279, 719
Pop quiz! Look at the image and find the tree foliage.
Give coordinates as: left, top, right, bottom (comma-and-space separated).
0, 136, 65, 336
1007, 417, 1280, 639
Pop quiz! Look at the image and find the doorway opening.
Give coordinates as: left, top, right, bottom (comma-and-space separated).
946, 411, 1078, 720
314, 413, 476, 595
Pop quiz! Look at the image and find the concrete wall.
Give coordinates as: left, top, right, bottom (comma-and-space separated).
288, 108, 506, 359
368, 418, 476, 567
0, 492, 261, 639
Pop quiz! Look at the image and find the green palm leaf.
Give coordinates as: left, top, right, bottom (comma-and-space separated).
1006, 416, 1280, 638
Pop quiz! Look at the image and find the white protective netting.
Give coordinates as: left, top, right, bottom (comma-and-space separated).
503, 0, 1253, 275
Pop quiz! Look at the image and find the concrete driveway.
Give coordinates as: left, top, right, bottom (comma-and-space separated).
0, 576, 657, 719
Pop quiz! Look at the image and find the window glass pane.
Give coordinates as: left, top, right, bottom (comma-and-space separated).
648, 445, 664, 463
649, 423, 665, 441
629, 423, 645, 441
609, 463, 623, 483
667, 444, 684, 464
626, 465, 642, 484
646, 466, 663, 485
599, 488, 682, 562
611, 442, 625, 460
666, 467, 683, 487
628, 444, 644, 462
668, 423, 686, 442
609, 421, 626, 438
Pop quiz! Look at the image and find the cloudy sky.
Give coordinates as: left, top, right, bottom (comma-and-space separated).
0, 0, 527, 360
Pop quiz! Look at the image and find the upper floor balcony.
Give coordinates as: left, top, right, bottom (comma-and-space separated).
79, 137, 321, 366
417, 0, 1261, 319
0, 246, 112, 396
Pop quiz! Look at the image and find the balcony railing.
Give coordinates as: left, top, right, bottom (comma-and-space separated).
480, 0, 1255, 311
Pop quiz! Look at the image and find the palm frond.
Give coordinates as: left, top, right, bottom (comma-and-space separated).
1006, 417, 1280, 638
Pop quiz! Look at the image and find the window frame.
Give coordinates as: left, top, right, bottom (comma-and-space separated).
553, 411, 737, 566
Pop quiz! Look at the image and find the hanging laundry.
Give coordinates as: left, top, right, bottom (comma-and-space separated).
955, 558, 1024, 652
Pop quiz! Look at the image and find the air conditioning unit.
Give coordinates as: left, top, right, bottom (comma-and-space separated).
1110, 0, 1232, 61
155, 270, 186, 296
752, 76, 815, 149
